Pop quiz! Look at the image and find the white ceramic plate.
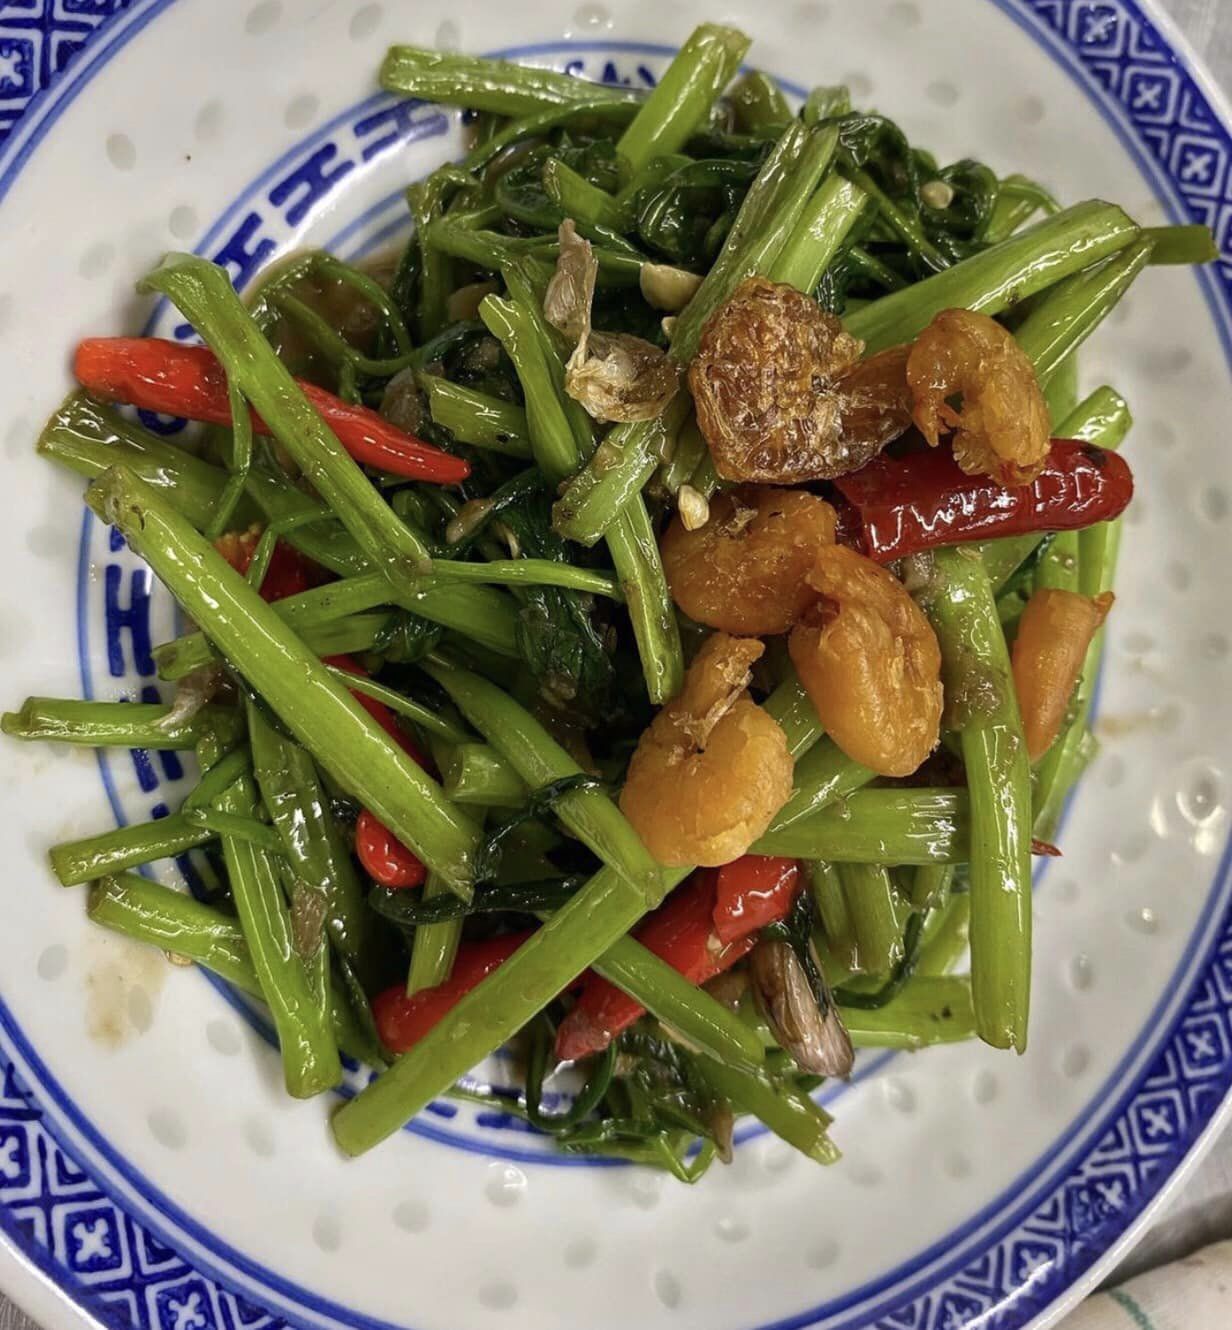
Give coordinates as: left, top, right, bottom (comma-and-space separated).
0, 2, 1231, 1328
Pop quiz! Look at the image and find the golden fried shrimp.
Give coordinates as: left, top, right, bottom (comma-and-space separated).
620, 633, 794, 866
788, 545, 943, 777
1011, 587, 1113, 761
661, 485, 838, 635
689, 277, 913, 483
907, 307, 1051, 486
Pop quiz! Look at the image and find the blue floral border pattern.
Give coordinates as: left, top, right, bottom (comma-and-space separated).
1016, 0, 1232, 343
872, 929, 1232, 1330
0, 2, 133, 144
872, 12, 1232, 1328
0, 1060, 288, 1330
0, 2, 1231, 1329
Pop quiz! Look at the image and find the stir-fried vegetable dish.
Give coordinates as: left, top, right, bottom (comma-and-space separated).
3, 24, 1217, 1176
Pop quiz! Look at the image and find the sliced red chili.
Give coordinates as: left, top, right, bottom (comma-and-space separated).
833, 439, 1134, 564
554, 870, 757, 1063
324, 654, 430, 885
215, 529, 325, 603
373, 931, 534, 1053
356, 809, 428, 890
712, 855, 802, 946
75, 337, 470, 484
257, 541, 323, 602
323, 653, 430, 767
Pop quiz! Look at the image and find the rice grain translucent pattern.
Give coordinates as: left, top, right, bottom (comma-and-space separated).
0, 3, 1230, 1330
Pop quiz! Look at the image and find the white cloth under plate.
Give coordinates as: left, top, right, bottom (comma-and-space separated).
1061, 1240, 1232, 1329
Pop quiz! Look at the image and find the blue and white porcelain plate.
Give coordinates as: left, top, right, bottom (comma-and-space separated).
1, 1, 1231, 1328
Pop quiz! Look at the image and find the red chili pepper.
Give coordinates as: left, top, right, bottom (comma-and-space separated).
324, 654, 431, 888
323, 654, 430, 767
373, 931, 534, 1053
554, 870, 759, 1063
74, 337, 470, 485
257, 542, 323, 602
355, 809, 427, 889
215, 529, 325, 603
833, 439, 1134, 564
712, 856, 802, 947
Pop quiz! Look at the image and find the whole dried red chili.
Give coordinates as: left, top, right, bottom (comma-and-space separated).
833, 439, 1133, 564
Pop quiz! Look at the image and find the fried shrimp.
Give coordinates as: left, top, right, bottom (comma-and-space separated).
788, 545, 943, 776
907, 307, 1051, 486
688, 277, 913, 483
661, 485, 838, 635
620, 633, 794, 866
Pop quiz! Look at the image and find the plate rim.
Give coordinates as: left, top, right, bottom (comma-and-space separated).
0, 2, 1229, 1329
1003, 15, 1232, 1330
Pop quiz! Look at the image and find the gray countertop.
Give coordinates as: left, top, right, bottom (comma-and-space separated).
1, 2, 1229, 1327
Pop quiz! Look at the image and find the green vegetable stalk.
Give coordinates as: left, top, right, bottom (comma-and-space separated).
615, 24, 751, 177
835, 864, 904, 976
214, 775, 341, 1097
754, 789, 970, 862
694, 1055, 839, 1165
770, 175, 868, 294
440, 743, 528, 807
39, 393, 231, 530
332, 676, 871, 1155
406, 875, 464, 996
88, 874, 380, 1065
842, 978, 975, 1048
139, 254, 433, 585
50, 815, 214, 887
248, 701, 381, 991
552, 124, 842, 549
86, 465, 481, 892
581, 933, 766, 1070
847, 201, 1140, 353
380, 46, 643, 116
422, 659, 668, 894
421, 376, 531, 458
1013, 238, 1153, 384
480, 286, 684, 702
2, 699, 240, 751
926, 548, 1032, 1052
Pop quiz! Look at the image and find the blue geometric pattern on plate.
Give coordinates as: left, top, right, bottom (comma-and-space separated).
0, 1, 1231, 1328
1012, 0, 1232, 349
0, 1, 132, 143
0, 1057, 286, 1329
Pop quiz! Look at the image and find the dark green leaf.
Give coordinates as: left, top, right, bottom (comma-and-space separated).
367, 875, 587, 925
496, 490, 616, 715
473, 773, 605, 883
635, 159, 758, 267
371, 609, 444, 664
